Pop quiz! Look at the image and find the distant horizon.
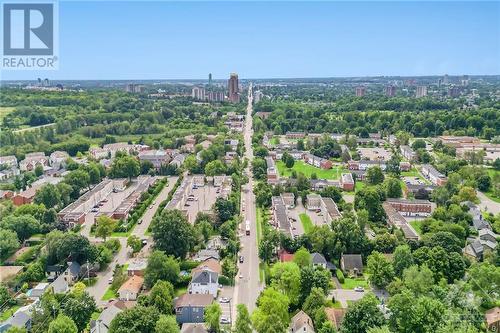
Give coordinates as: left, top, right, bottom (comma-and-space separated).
1, 1, 498, 80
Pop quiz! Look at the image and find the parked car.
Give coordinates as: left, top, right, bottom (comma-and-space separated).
219, 297, 230, 303
354, 286, 365, 292
108, 277, 113, 284
220, 317, 230, 324
239, 256, 244, 263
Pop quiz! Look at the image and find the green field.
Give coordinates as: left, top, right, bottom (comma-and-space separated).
299, 213, 314, 233
270, 137, 280, 145
276, 160, 346, 180
340, 277, 370, 290
355, 181, 366, 192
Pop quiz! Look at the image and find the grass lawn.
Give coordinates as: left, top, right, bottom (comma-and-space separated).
409, 220, 423, 236
175, 286, 187, 297
0, 305, 21, 321
299, 213, 314, 234
270, 137, 280, 145
101, 288, 118, 301
256, 208, 263, 244
485, 169, 500, 203
341, 277, 370, 290
276, 160, 346, 180
325, 300, 343, 309
355, 181, 366, 192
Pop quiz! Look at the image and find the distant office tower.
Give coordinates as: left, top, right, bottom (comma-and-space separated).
385, 85, 396, 97
208, 73, 212, 85
355, 86, 366, 97
448, 86, 460, 98
228, 73, 240, 103
443, 74, 449, 85
192, 86, 206, 100
461, 75, 469, 87
125, 84, 145, 93
43, 78, 49, 87
437, 79, 442, 87
416, 86, 427, 98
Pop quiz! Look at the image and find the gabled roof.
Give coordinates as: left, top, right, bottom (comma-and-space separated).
191, 270, 218, 284
290, 310, 314, 332
485, 307, 500, 326
311, 252, 327, 265
175, 293, 213, 308
341, 254, 363, 271
118, 275, 144, 294
324, 307, 346, 330
192, 258, 222, 275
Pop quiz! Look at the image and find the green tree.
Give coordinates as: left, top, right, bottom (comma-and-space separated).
34, 183, 61, 209
393, 245, 414, 277
252, 288, 290, 333
293, 247, 312, 268
34, 164, 44, 177
61, 292, 96, 332
367, 251, 394, 288
302, 287, 326, 321
384, 178, 402, 198
48, 314, 78, 333
151, 209, 198, 259
341, 294, 385, 333
401, 265, 434, 295
149, 280, 175, 314
144, 251, 180, 288
235, 304, 252, 333
127, 235, 143, 253
110, 155, 140, 180
0, 214, 40, 241
222, 257, 237, 283
204, 302, 222, 333
109, 306, 160, 333
270, 262, 301, 305
367, 166, 384, 185
95, 215, 117, 241
0, 228, 20, 258
155, 315, 180, 333
204, 160, 226, 177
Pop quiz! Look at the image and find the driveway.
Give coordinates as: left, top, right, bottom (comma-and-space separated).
477, 191, 500, 215
330, 289, 366, 308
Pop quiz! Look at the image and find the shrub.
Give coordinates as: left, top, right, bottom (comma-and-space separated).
336, 269, 345, 284
218, 275, 231, 286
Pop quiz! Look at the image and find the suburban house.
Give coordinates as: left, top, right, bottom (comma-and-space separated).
347, 160, 386, 171
340, 254, 363, 276
126, 259, 148, 276
0, 155, 18, 168
224, 139, 239, 151
49, 151, 69, 169
399, 161, 412, 172
464, 238, 484, 261
324, 308, 346, 331
485, 307, 500, 332
90, 300, 135, 333
311, 252, 327, 269
28, 283, 50, 299
118, 275, 144, 301
421, 164, 447, 186
189, 270, 219, 297
289, 310, 315, 333
0, 302, 37, 332
463, 201, 491, 231
303, 153, 333, 169
19, 152, 49, 171
194, 249, 220, 262
192, 258, 222, 275
340, 173, 354, 191
12, 184, 42, 206
175, 293, 213, 324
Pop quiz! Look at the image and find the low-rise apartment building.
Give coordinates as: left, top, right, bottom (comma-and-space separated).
421, 164, 447, 186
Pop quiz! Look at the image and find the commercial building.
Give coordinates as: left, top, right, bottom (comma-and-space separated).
191, 86, 206, 100
355, 86, 365, 97
227, 73, 240, 103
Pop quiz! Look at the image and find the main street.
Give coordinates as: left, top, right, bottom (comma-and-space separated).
233, 84, 262, 319
85, 176, 178, 304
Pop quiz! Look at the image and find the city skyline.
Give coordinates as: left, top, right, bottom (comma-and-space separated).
2, 1, 499, 80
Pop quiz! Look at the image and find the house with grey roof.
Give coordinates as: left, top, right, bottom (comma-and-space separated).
175, 294, 213, 324
181, 323, 209, 333
464, 238, 484, 261
463, 201, 491, 231
340, 254, 363, 277
311, 253, 327, 269
189, 270, 219, 297
479, 229, 498, 243
194, 249, 220, 262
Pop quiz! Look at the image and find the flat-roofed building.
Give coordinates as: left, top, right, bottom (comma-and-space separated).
320, 197, 342, 224
386, 199, 433, 217
303, 153, 332, 169
285, 132, 306, 139
421, 164, 447, 186
340, 173, 354, 191
281, 192, 295, 208
138, 150, 171, 169
382, 202, 419, 240
400, 145, 416, 162
272, 196, 291, 236
306, 194, 322, 210
348, 160, 387, 171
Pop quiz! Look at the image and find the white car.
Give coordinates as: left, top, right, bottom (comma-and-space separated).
219, 297, 230, 303
354, 286, 365, 292
220, 317, 230, 324
108, 277, 113, 284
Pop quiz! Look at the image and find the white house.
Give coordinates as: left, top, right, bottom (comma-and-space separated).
189, 270, 218, 298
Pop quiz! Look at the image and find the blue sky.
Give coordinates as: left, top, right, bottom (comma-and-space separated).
2, 1, 499, 80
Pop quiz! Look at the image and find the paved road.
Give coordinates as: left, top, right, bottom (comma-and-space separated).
233, 85, 262, 318
477, 191, 500, 215
85, 176, 178, 304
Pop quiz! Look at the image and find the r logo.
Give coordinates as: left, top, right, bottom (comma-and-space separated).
3, 3, 54, 55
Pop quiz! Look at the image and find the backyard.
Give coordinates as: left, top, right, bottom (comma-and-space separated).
409, 220, 423, 236
340, 276, 370, 290
276, 160, 346, 180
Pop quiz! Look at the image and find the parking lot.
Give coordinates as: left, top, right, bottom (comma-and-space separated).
403, 176, 425, 186
217, 286, 234, 325
286, 198, 327, 237
181, 178, 232, 224
357, 147, 392, 161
